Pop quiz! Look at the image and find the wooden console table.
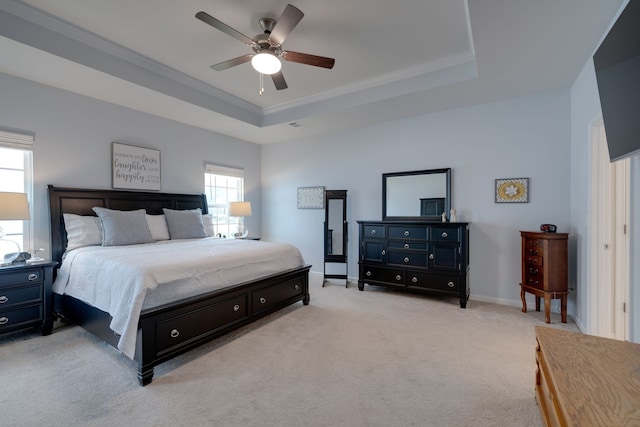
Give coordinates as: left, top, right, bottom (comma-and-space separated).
535, 326, 640, 426
520, 231, 568, 323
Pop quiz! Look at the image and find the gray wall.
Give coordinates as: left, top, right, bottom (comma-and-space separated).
0, 72, 262, 257
262, 90, 572, 308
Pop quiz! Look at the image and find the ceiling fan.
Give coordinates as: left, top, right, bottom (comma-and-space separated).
195, 4, 335, 92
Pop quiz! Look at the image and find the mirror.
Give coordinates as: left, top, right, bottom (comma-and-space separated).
383, 168, 451, 221
326, 198, 345, 256
324, 190, 348, 287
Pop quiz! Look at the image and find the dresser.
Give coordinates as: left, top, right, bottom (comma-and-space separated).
357, 220, 470, 308
535, 326, 640, 426
520, 231, 568, 323
0, 261, 57, 336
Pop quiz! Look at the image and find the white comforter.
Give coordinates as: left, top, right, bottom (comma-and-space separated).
53, 238, 306, 359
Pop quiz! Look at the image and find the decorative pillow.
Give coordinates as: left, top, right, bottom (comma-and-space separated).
162, 208, 207, 239
146, 214, 170, 241
63, 213, 102, 251
92, 207, 154, 246
202, 213, 215, 237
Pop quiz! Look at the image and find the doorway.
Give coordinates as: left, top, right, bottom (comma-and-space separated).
589, 118, 630, 340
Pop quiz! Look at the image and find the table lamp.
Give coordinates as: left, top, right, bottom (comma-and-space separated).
0, 192, 30, 266
228, 201, 252, 239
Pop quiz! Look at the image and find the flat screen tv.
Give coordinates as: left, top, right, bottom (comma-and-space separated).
593, 0, 640, 162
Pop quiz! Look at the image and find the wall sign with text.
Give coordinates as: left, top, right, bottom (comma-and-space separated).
112, 142, 161, 191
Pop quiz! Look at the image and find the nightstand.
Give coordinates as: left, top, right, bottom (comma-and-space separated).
0, 260, 57, 336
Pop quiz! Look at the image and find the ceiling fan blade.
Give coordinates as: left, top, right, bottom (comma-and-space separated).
271, 71, 288, 90
196, 11, 255, 46
268, 4, 304, 46
282, 51, 335, 69
211, 54, 254, 71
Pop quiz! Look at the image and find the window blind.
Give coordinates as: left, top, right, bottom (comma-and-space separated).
0, 130, 34, 150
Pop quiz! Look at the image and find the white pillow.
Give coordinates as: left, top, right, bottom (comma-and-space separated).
146, 214, 170, 241
202, 213, 215, 237
63, 213, 102, 251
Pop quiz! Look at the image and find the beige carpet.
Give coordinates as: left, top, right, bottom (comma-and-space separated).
0, 274, 579, 427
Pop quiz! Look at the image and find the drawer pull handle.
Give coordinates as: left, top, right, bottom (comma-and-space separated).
395, 275, 402, 281
429, 254, 434, 259
170, 329, 179, 338
411, 277, 418, 283
404, 257, 410, 263
0, 296, 8, 304
441, 232, 448, 238
233, 304, 240, 312
528, 250, 538, 255
0, 317, 8, 325
404, 230, 410, 236
529, 268, 539, 274
381, 250, 386, 255
447, 281, 455, 288
366, 271, 372, 277
260, 297, 267, 304
28, 273, 38, 281
404, 244, 409, 249
294, 284, 300, 290
370, 229, 376, 235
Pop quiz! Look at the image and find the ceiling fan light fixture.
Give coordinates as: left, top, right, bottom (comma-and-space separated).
251, 52, 281, 75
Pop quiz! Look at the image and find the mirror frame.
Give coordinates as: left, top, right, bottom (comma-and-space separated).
382, 168, 451, 221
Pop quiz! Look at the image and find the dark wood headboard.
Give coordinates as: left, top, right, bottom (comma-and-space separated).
48, 185, 208, 266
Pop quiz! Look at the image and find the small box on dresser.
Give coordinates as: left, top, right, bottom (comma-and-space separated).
0, 261, 57, 336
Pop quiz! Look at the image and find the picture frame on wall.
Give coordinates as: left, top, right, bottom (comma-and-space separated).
112, 142, 161, 191
495, 177, 529, 203
297, 186, 325, 209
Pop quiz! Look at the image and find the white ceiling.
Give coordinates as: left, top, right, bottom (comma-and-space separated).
0, 0, 625, 144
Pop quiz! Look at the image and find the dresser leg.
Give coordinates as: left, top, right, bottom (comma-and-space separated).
358, 281, 364, 291
561, 295, 567, 323
535, 296, 541, 312
544, 294, 551, 324
521, 286, 527, 313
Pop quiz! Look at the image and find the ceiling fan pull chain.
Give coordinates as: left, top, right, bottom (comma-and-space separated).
259, 72, 265, 96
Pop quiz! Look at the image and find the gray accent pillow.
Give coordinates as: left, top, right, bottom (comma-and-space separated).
162, 208, 207, 239
92, 207, 154, 246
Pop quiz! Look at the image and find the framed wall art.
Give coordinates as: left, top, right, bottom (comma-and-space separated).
297, 186, 325, 209
495, 177, 529, 203
112, 142, 161, 191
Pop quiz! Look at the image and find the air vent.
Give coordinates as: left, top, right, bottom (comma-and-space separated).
288, 122, 307, 128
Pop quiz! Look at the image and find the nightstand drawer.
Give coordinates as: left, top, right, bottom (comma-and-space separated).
0, 304, 43, 331
0, 268, 44, 286
0, 283, 42, 308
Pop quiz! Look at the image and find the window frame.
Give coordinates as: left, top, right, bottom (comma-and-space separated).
204, 164, 245, 239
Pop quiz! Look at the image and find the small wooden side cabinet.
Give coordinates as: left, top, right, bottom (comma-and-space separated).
520, 231, 568, 323
535, 326, 640, 426
0, 260, 57, 336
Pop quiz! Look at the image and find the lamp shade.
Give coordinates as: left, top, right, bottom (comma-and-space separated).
251, 52, 281, 75
0, 192, 30, 220
228, 201, 252, 217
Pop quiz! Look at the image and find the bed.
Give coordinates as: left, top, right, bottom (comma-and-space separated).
48, 185, 310, 386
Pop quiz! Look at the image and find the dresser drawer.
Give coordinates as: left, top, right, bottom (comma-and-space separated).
361, 265, 405, 285
525, 256, 543, 267
407, 271, 459, 292
388, 226, 427, 240
387, 250, 428, 267
253, 277, 305, 314
156, 294, 249, 354
0, 304, 43, 331
388, 241, 427, 250
0, 268, 44, 286
362, 224, 385, 239
0, 283, 42, 308
430, 226, 461, 242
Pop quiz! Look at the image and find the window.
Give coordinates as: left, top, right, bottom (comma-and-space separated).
204, 164, 244, 238
0, 130, 34, 253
